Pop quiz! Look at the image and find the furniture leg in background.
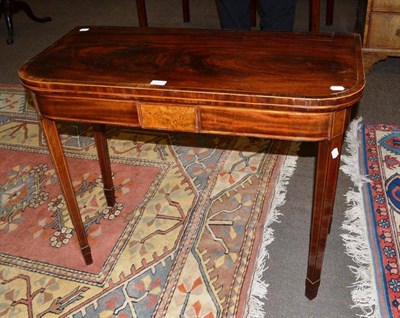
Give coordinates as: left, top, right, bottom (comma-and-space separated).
0, 0, 51, 44
135, 0, 257, 27
135, 0, 147, 27
134, 0, 336, 31
309, 0, 335, 31
326, 0, 334, 25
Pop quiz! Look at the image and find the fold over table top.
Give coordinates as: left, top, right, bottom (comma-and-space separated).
17, 27, 362, 300
19, 26, 365, 111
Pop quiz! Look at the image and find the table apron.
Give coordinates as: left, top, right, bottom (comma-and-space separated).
33, 94, 348, 142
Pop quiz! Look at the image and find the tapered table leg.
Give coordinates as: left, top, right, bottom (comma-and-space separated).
93, 124, 116, 207
305, 133, 345, 299
40, 118, 93, 265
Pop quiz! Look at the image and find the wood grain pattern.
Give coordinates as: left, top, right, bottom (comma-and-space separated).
373, 0, 400, 11
368, 13, 400, 49
139, 104, 197, 131
199, 107, 331, 141
19, 27, 364, 109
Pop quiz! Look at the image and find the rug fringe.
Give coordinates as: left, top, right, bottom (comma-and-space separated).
247, 142, 299, 318
340, 118, 379, 317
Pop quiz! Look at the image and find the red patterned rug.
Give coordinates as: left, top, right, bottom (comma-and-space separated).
341, 120, 400, 317
0, 85, 298, 317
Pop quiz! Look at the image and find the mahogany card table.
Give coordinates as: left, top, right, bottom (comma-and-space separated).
19, 26, 365, 299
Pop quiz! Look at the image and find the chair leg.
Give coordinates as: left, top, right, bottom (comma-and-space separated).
309, 0, 320, 32
183, 0, 189, 23
3, 0, 14, 44
12, 1, 51, 23
2, 0, 51, 44
250, 0, 256, 27
135, 0, 148, 27
326, 0, 334, 25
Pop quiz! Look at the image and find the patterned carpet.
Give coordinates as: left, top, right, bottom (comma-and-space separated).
0, 85, 298, 317
341, 120, 400, 317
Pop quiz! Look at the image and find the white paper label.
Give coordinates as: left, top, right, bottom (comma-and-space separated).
331, 148, 339, 159
330, 85, 345, 91
150, 80, 167, 86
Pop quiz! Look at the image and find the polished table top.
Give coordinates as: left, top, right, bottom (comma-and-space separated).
20, 26, 364, 109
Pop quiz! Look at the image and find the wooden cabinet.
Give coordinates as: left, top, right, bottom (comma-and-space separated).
357, 0, 400, 71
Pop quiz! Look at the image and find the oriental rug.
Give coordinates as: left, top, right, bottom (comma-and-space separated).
0, 85, 298, 318
341, 120, 400, 318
